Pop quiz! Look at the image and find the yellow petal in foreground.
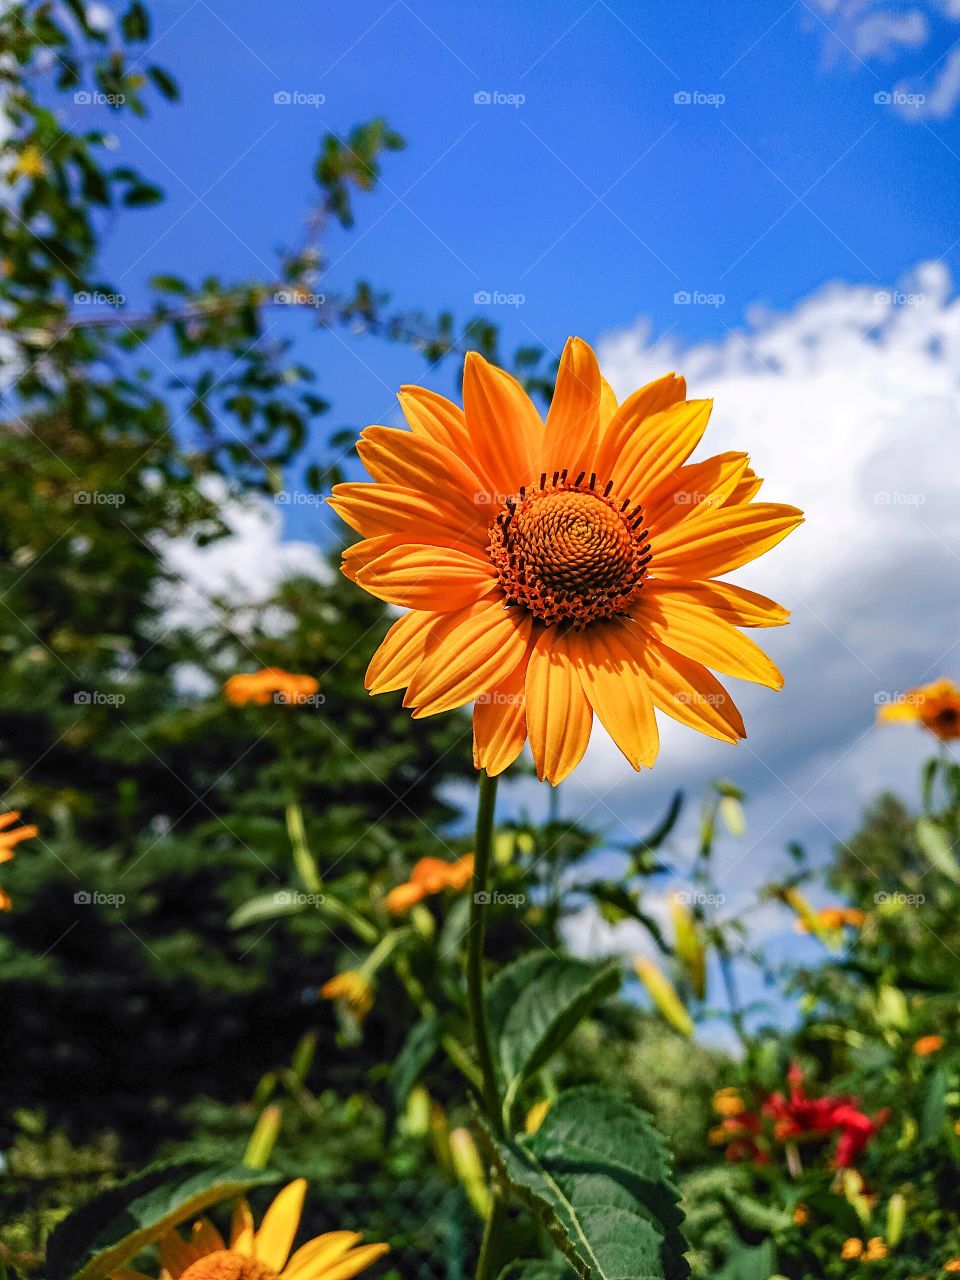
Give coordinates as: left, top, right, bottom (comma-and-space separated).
331, 337, 801, 785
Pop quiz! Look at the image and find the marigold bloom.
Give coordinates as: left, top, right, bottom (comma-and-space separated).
115, 1178, 389, 1280
913, 1034, 945, 1056
863, 1238, 889, 1262
877, 678, 960, 742
330, 339, 802, 784
223, 668, 319, 707
385, 854, 475, 914
320, 970, 374, 1021
0, 811, 38, 911
841, 1238, 864, 1260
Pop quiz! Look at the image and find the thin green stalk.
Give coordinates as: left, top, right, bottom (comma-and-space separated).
467, 769, 502, 1131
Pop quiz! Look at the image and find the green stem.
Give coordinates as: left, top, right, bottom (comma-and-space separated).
467, 771, 507, 1280
467, 770, 502, 1132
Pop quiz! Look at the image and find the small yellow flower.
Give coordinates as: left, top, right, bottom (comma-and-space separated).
385, 854, 475, 915
842, 1238, 864, 1260
944, 1260, 960, 1273
320, 970, 374, 1021
793, 1203, 810, 1226
223, 668, 318, 707
114, 1178, 389, 1280
877, 678, 960, 742
863, 1237, 889, 1262
9, 144, 47, 182
0, 811, 38, 912
713, 1087, 745, 1117
914, 1035, 945, 1057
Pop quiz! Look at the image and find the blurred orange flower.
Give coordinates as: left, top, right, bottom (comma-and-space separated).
0, 811, 38, 911
863, 1237, 889, 1262
330, 338, 801, 785
841, 1239, 864, 1260
795, 906, 866, 933
385, 854, 474, 915
320, 970, 374, 1021
223, 667, 318, 707
913, 1035, 945, 1056
877, 678, 960, 742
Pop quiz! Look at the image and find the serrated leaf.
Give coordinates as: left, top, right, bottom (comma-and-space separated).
483, 1087, 689, 1280
46, 1160, 277, 1280
487, 953, 620, 1115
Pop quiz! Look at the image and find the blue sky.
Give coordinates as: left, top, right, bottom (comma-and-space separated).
79, 0, 960, 1035
87, 0, 960, 527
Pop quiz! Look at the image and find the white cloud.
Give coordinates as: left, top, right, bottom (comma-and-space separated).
506, 262, 960, 981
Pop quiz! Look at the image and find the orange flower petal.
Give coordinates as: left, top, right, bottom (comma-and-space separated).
592, 371, 686, 478
524, 628, 593, 784
540, 337, 601, 480
230, 1199, 255, 1255
365, 609, 444, 695
357, 426, 484, 514
462, 351, 542, 499
354, 544, 498, 610
282, 1232, 364, 1280
598, 375, 619, 431
639, 641, 746, 743
317, 1242, 392, 1280
644, 453, 750, 535
611, 399, 713, 500
634, 591, 784, 689
254, 1178, 307, 1271
398, 385, 474, 459
571, 622, 659, 769
648, 580, 789, 628
406, 598, 534, 716
725, 468, 763, 505
328, 483, 486, 549
386, 881, 426, 914
472, 656, 529, 776
653, 503, 804, 579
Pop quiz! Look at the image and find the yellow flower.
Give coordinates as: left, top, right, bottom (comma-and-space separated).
385, 854, 475, 915
0, 811, 38, 911
713, 1087, 745, 1117
795, 906, 866, 933
842, 1238, 864, 1260
330, 339, 801, 785
863, 1238, 889, 1262
223, 668, 318, 707
9, 144, 46, 182
793, 1203, 810, 1226
320, 971, 374, 1021
114, 1178, 389, 1280
944, 1260, 960, 1272
913, 1035, 945, 1056
877, 678, 960, 742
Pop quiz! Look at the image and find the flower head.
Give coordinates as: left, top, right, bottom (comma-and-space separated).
795, 905, 866, 934
116, 1179, 388, 1280
385, 854, 474, 914
223, 668, 318, 707
0, 811, 38, 911
877, 678, 960, 742
913, 1034, 945, 1056
841, 1238, 864, 1260
320, 970, 374, 1021
330, 339, 802, 784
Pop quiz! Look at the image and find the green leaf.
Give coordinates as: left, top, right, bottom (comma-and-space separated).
147, 64, 180, 101
123, 182, 164, 208
487, 953, 621, 1115
389, 1014, 442, 1115
483, 1086, 689, 1280
921, 1064, 949, 1142
121, 2, 150, 40
499, 1262, 577, 1280
716, 1240, 776, 1280
916, 817, 960, 883
228, 890, 305, 928
628, 792, 683, 872
46, 1160, 277, 1280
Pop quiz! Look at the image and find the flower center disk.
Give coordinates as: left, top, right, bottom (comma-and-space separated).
180, 1253, 278, 1280
488, 475, 651, 627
